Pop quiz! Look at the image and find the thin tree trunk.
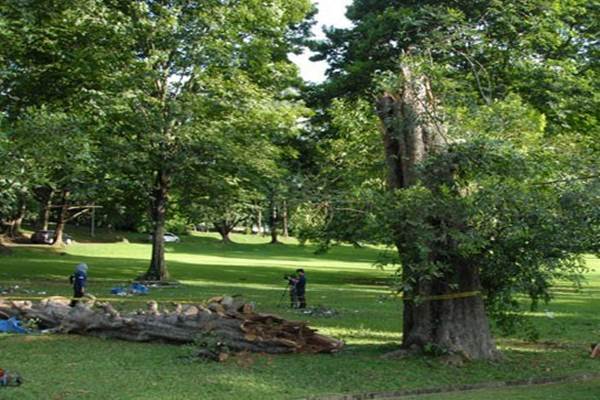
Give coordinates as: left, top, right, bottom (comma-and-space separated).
376, 63, 497, 360
214, 222, 233, 244
144, 169, 170, 281
40, 198, 52, 231
256, 207, 263, 235
282, 199, 289, 238
52, 190, 70, 247
13, 198, 26, 236
270, 226, 279, 244
34, 187, 54, 230
4, 220, 15, 238
269, 197, 280, 244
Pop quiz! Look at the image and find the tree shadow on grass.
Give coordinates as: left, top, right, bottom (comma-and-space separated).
167, 235, 389, 265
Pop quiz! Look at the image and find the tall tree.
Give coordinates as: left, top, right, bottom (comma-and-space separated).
301, 1, 599, 359
375, 63, 496, 358
97, 1, 312, 280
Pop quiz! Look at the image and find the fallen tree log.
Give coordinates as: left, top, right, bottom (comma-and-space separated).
0, 296, 343, 357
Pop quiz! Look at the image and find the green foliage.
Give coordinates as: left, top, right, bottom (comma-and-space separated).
449, 94, 546, 148
8, 107, 98, 191
313, 0, 599, 136
0, 0, 132, 117
382, 137, 598, 322
293, 97, 385, 247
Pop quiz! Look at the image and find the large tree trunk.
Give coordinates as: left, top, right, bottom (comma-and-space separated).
52, 190, 70, 247
376, 64, 497, 360
401, 264, 497, 359
144, 169, 170, 281
0, 296, 343, 359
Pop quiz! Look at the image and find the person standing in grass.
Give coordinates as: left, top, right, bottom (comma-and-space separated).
293, 269, 307, 309
69, 263, 88, 306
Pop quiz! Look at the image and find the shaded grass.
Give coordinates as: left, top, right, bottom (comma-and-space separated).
1, 231, 599, 399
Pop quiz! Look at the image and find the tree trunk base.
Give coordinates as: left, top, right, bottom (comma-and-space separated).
133, 280, 180, 287
137, 272, 169, 282
402, 294, 501, 361
381, 345, 421, 359
0, 296, 344, 358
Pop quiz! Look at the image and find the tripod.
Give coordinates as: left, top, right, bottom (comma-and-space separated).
277, 284, 298, 308
277, 285, 289, 308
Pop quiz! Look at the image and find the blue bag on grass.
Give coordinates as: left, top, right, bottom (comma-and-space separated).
110, 283, 148, 296
0, 317, 28, 334
130, 283, 149, 295
110, 287, 126, 295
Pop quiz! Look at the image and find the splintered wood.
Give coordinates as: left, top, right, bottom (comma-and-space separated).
0, 296, 343, 359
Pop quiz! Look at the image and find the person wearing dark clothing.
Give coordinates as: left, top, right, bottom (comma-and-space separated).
69, 263, 88, 306
293, 269, 306, 309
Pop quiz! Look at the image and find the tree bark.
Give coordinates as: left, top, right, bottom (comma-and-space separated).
52, 190, 70, 247
376, 63, 497, 360
144, 169, 170, 281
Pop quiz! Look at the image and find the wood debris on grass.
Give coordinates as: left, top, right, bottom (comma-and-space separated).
0, 295, 344, 361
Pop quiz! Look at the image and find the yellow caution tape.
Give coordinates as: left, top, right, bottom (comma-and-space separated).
400, 290, 482, 302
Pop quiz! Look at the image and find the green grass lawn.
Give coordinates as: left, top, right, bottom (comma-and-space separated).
1, 231, 599, 399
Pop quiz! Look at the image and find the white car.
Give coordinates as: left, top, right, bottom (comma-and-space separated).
148, 232, 181, 243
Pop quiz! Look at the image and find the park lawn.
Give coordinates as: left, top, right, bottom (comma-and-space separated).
0, 231, 599, 400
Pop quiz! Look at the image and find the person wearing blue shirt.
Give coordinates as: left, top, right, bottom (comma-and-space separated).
69, 263, 88, 306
